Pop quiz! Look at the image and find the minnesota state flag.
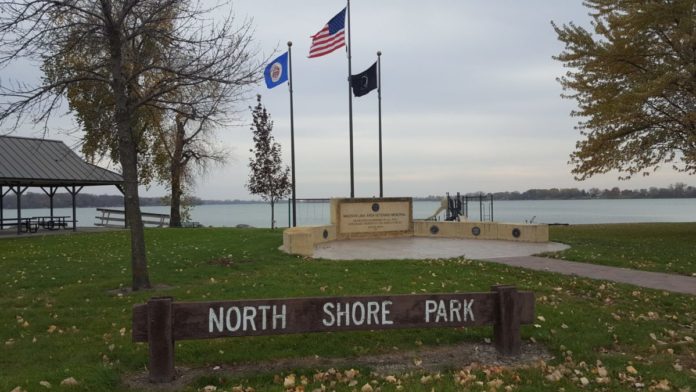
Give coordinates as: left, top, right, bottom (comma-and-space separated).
264, 52, 289, 89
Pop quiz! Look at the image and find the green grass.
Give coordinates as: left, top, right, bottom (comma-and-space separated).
547, 223, 696, 276
0, 227, 694, 391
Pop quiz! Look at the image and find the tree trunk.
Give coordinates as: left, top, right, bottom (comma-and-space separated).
119, 129, 151, 290
105, 11, 151, 290
169, 119, 185, 227
270, 198, 275, 229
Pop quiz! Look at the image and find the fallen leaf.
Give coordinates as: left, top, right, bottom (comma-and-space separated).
653, 379, 670, 391
597, 367, 608, 377
60, 377, 78, 387
283, 374, 296, 388
488, 378, 504, 389
344, 369, 358, 380
545, 370, 562, 382
39, 381, 51, 388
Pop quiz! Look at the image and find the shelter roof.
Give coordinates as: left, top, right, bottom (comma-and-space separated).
0, 135, 123, 187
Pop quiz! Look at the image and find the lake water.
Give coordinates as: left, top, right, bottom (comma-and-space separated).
2, 199, 695, 228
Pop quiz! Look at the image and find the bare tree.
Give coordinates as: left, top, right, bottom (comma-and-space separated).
247, 95, 291, 229
156, 91, 229, 227
0, 0, 263, 290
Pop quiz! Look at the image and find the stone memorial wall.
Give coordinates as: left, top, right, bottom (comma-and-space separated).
331, 197, 413, 239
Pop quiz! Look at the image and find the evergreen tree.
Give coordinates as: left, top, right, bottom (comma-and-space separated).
553, 0, 696, 180
247, 95, 291, 229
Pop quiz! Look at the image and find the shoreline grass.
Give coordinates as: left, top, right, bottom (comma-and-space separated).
0, 227, 694, 391
547, 222, 696, 276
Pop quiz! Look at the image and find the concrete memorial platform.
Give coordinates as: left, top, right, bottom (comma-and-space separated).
314, 237, 569, 260
283, 197, 554, 258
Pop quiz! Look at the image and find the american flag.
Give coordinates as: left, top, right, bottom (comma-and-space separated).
308, 8, 346, 58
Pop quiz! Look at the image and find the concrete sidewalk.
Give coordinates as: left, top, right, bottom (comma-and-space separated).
483, 256, 696, 296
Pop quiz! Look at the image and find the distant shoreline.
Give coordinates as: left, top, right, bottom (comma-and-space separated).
1, 184, 695, 209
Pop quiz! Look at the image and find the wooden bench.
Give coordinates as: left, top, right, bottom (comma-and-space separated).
95, 208, 170, 228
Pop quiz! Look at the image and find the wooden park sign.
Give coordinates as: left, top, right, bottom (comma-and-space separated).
132, 285, 534, 382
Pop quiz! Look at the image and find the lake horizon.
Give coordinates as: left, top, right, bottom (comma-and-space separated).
2, 198, 695, 229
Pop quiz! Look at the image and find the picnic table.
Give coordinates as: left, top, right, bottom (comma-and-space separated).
32, 216, 70, 230
0, 216, 71, 233
0, 217, 39, 233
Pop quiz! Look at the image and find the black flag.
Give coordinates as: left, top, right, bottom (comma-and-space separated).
350, 62, 378, 97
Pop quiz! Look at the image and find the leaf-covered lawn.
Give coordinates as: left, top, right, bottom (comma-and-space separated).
546, 223, 696, 276
0, 227, 694, 391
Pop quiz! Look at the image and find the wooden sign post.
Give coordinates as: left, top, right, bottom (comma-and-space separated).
133, 285, 534, 383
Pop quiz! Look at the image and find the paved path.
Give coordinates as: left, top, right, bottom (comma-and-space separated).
483, 256, 696, 296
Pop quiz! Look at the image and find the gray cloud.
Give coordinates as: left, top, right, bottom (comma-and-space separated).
4, 1, 693, 199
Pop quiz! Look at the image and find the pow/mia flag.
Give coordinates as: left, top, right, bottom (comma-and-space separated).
350, 62, 378, 97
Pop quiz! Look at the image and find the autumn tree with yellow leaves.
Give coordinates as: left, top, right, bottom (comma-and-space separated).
554, 0, 696, 180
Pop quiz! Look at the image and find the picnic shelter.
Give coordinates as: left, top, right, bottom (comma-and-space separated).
0, 135, 124, 234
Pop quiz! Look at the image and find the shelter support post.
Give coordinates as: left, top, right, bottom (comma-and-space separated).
41, 186, 58, 220
65, 186, 83, 231
0, 186, 14, 231
11, 186, 28, 234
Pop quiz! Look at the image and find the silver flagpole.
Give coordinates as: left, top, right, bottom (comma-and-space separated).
377, 51, 383, 198
288, 41, 297, 227
347, 0, 354, 198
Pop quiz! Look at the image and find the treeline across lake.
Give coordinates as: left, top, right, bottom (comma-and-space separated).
3, 183, 696, 209
492, 183, 696, 200
0, 193, 191, 209
0, 193, 281, 209
421, 183, 696, 201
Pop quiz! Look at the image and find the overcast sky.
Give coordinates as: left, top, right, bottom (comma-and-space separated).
4, 1, 694, 199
